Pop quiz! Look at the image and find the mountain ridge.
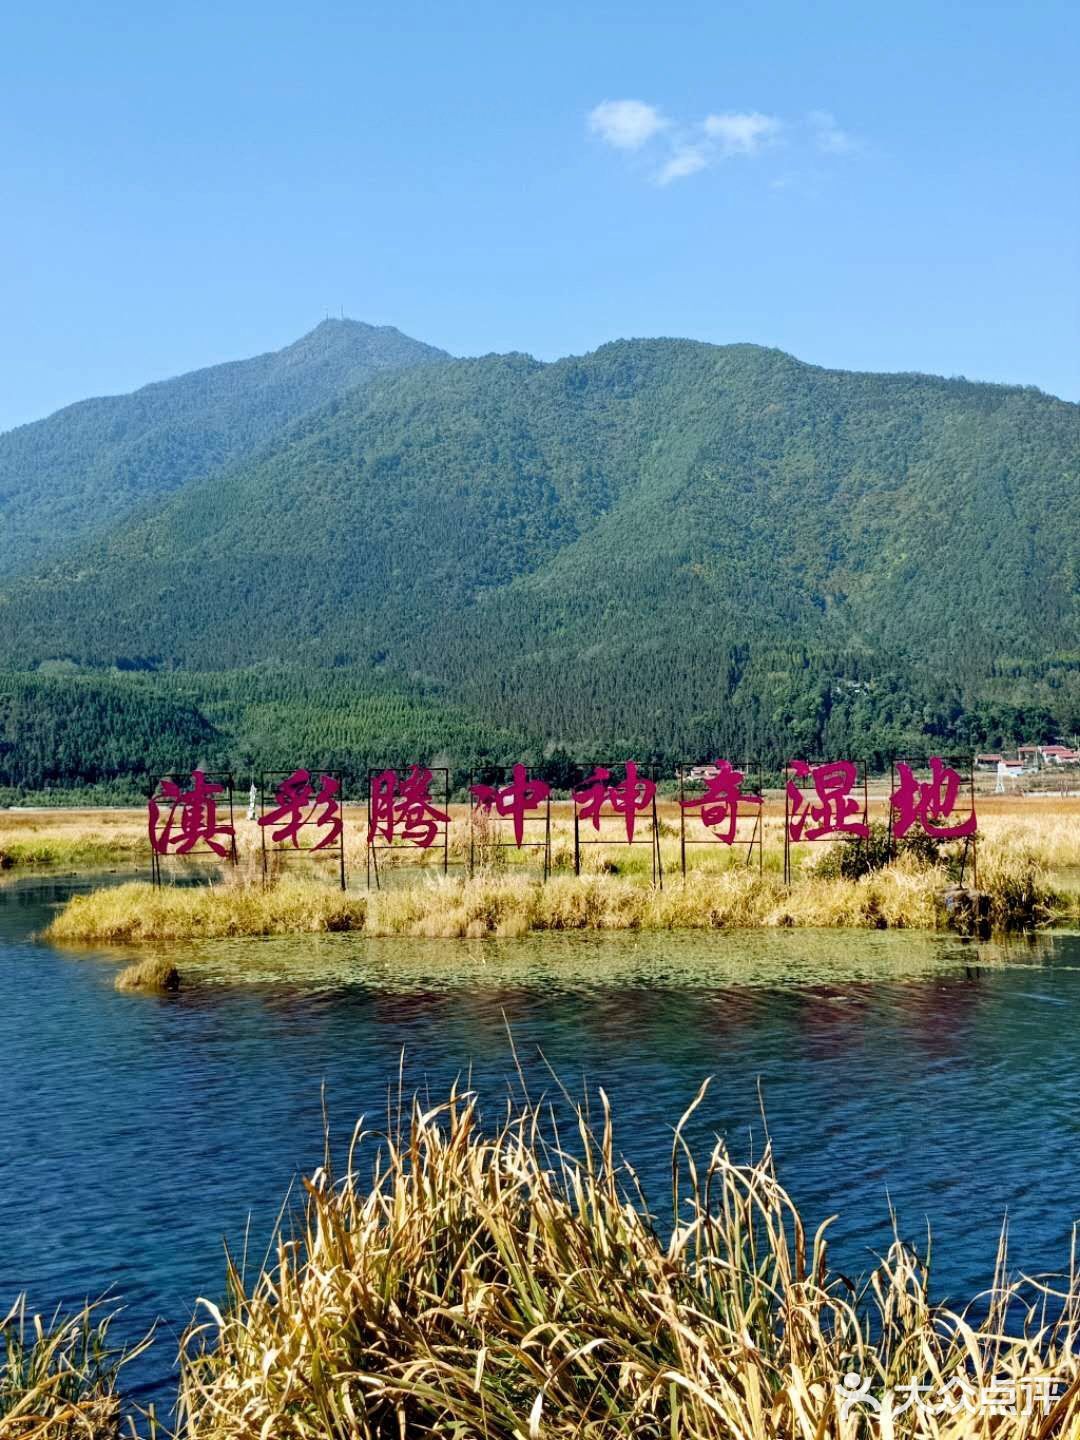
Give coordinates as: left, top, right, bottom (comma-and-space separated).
1, 332, 1077, 765
0, 318, 448, 577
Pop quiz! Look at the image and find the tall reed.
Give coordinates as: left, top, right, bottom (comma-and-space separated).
178, 1084, 1080, 1438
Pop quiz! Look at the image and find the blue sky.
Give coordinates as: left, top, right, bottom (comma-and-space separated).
1, 0, 1077, 431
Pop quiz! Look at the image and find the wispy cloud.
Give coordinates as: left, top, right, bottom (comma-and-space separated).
653, 111, 782, 185
657, 145, 710, 184
587, 99, 668, 151
588, 99, 860, 186
808, 109, 859, 154
702, 111, 783, 156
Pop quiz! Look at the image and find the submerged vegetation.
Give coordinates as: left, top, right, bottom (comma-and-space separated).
10, 1086, 1080, 1436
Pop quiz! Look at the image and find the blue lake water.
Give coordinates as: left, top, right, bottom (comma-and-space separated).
3, 872, 1080, 1415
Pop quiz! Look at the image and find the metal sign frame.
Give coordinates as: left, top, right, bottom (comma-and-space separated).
149, 769, 238, 888
570, 762, 664, 889
467, 765, 553, 879
259, 769, 346, 891
677, 760, 764, 878
783, 759, 869, 886
888, 753, 977, 887
366, 765, 451, 890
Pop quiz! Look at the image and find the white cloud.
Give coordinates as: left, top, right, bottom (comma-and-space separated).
657, 145, 710, 184
587, 99, 668, 151
587, 98, 857, 186
702, 111, 783, 155
808, 109, 857, 154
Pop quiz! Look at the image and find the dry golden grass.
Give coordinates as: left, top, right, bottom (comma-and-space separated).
0, 807, 150, 871
12, 1085, 1080, 1436
47, 877, 369, 943
46, 831, 1062, 945
20, 791, 1080, 941
176, 1083, 1080, 1439
0, 1297, 151, 1439
6, 791, 1080, 875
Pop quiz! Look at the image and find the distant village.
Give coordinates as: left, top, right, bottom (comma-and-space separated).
975, 744, 1080, 779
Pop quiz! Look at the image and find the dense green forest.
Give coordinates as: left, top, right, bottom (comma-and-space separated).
0, 670, 537, 801
1, 328, 1077, 795
0, 664, 1071, 802
0, 320, 445, 577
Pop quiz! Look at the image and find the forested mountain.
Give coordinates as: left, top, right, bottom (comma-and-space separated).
1, 335, 1078, 779
0, 319, 446, 576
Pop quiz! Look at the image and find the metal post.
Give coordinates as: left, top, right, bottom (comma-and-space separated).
150, 780, 160, 888
679, 767, 687, 879
259, 776, 268, 885
226, 778, 238, 866
338, 774, 347, 892
366, 773, 378, 891
757, 762, 764, 876
468, 771, 475, 879
442, 770, 450, 876
652, 791, 663, 890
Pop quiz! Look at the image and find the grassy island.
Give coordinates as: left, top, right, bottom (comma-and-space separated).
42, 806, 1077, 938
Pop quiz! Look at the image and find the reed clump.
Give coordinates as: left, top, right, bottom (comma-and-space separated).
177, 1084, 1080, 1439
0, 1297, 149, 1439
114, 956, 181, 993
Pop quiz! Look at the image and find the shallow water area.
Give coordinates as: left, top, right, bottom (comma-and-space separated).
3, 871, 1080, 1411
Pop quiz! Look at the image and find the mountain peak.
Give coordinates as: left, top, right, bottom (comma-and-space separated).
0, 318, 448, 578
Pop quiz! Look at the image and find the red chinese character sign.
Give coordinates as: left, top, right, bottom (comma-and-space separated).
889, 755, 977, 883
678, 760, 764, 875
784, 759, 869, 883
366, 766, 451, 887
149, 770, 237, 884
469, 764, 553, 877
571, 762, 663, 886
259, 770, 346, 890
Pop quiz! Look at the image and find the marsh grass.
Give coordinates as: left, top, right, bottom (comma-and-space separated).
48, 877, 369, 943
0, 810, 147, 871
46, 836, 1061, 944
0, 1297, 151, 1439
177, 1083, 1080, 1439
0, 836, 141, 868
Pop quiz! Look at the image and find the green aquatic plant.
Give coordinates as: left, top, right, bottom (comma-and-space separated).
0, 1297, 152, 1439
